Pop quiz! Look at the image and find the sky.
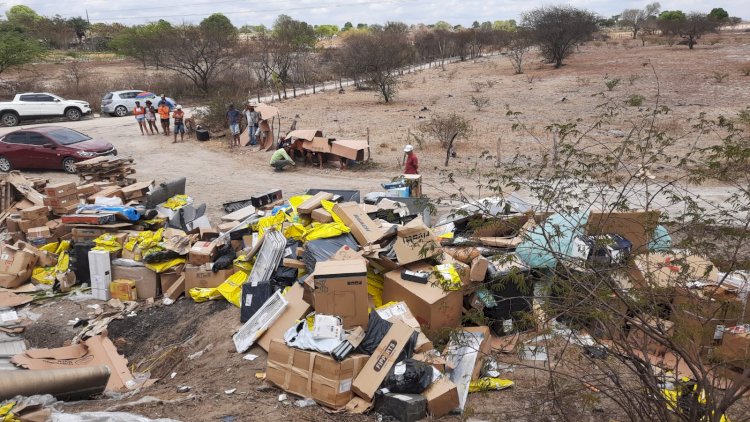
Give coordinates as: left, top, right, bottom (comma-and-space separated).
2, 0, 747, 27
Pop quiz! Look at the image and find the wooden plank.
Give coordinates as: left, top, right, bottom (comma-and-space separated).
6, 172, 45, 206
221, 204, 257, 222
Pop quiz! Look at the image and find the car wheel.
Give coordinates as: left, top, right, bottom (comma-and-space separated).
1, 112, 19, 127
65, 108, 82, 121
114, 106, 128, 117
0, 156, 12, 172
62, 157, 77, 174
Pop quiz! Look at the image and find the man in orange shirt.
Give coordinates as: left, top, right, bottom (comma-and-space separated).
158, 101, 171, 136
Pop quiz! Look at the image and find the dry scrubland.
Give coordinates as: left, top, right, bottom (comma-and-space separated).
2, 32, 750, 421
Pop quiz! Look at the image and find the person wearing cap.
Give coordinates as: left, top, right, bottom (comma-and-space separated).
172, 105, 186, 143
226, 103, 242, 147
269, 142, 296, 172
404, 144, 419, 174
243, 103, 259, 146
158, 101, 171, 136
133, 101, 147, 136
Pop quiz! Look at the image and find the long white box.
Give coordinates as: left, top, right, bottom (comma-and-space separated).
88, 250, 112, 300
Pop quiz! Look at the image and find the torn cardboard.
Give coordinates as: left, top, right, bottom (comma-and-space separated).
394, 217, 442, 265
333, 202, 385, 246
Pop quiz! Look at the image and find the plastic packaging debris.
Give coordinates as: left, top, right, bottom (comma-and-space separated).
381, 359, 433, 394
278, 393, 288, 402
521, 345, 548, 361
468, 377, 514, 393
302, 233, 359, 272
243, 354, 258, 361
177, 386, 191, 393
434, 264, 462, 291
649, 224, 673, 251
283, 315, 343, 353
446, 329, 485, 412
224, 388, 236, 395
188, 287, 221, 303
294, 398, 317, 408
373, 391, 427, 422
516, 212, 590, 268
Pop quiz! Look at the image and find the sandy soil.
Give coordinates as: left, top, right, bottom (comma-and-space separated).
4, 33, 750, 421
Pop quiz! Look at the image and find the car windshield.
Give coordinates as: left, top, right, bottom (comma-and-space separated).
103, 93, 113, 100
47, 128, 91, 145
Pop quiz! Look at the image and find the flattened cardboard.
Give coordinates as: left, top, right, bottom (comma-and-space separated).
12, 333, 135, 391
331, 139, 368, 161
163, 274, 185, 302
312, 208, 334, 223
627, 317, 674, 357
351, 320, 416, 401
160, 264, 185, 293
587, 211, 660, 253
221, 204, 256, 222
111, 265, 159, 300
307, 136, 333, 153
630, 253, 718, 290
382, 263, 463, 330
470, 256, 489, 282
258, 283, 311, 352
0, 291, 34, 307
313, 259, 368, 328
298, 191, 334, 214
394, 217, 441, 265
267, 338, 369, 409
333, 202, 385, 246
422, 377, 460, 418
376, 301, 433, 353
0, 243, 38, 288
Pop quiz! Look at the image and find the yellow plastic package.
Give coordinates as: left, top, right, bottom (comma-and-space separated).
434, 264, 462, 291
163, 194, 190, 210
234, 255, 254, 272
468, 377, 514, 393
368, 271, 385, 308
255, 212, 286, 238
217, 270, 249, 307
32, 246, 71, 285
188, 287, 222, 303
145, 257, 186, 273
92, 233, 123, 253
302, 221, 350, 241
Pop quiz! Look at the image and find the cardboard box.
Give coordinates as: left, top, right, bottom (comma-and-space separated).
76, 183, 99, 196
311, 208, 334, 223
0, 243, 38, 288
351, 320, 416, 401
422, 377, 460, 418
45, 219, 70, 240
298, 191, 334, 214
267, 338, 369, 409
258, 283, 312, 352
19, 217, 48, 233
333, 202, 385, 246
470, 256, 489, 282
308, 136, 333, 154
716, 330, 750, 368
26, 226, 51, 240
627, 317, 674, 357
188, 241, 217, 266
394, 217, 441, 265
163, 275, 185, 302
330, 139, 368, 161
382, 263, 463, 329
51, 203, 80, 215
463, 326, 492, 380
184, 265, 235, 294
160, 264, 185, 293
376, 301, 433, 353
89, 186, 124, 201
44, 182, 77, 198
120, 180, 153, 200
72, 228, 107, 242
43, 194, 78, 208
20, 205, 48, 220
111, 265, 159, 300
313, 259, 368, 328
199, 227, 219, 241
110, 279, 137, 301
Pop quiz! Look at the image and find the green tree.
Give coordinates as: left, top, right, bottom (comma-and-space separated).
708, 7, 729, 20
314, 24, 339, 39
342, 21, 353, 32
200, 13, 236, 34
434, 20, 453, 31
273, 15, 315, 50
522, 5, 598, 68
356, 23, 368, 29
493, 20, 517, 31
472, 20, 480, 28
68, 17, 89, 44
5, 5, 41, 30
0, 30, 45, 75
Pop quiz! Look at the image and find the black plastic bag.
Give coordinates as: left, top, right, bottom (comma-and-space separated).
142, 250, 180, 263
381, 359, 433, 394
356, 312, 419, 362
213, 244, 236, 272
302, 234, 359, 272
271, 239, 301, 289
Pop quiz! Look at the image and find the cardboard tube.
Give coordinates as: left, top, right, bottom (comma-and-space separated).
0, 365, 111, 401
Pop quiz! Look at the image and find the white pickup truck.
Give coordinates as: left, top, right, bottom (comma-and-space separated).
0, 93, 92, 127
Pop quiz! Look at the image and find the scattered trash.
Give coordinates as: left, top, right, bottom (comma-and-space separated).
278, 393, 287, 402
224, 388, 236, 395
176, 386, 191, 393
294, 398, 316, 408
242, 353, 258, 361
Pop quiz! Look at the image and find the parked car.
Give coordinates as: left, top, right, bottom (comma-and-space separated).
101, 90, 175, 117
0, 93, 92, 127
0, 126, 117, 174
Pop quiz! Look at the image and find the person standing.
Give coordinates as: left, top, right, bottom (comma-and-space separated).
404, 144, 419, 174
226, 104, 242, 147
172, 105, 186, 143
144, 100, 159, 135
158, 101, 171, 136
133, 101, 146, 136
269, 143, 296, 171
243, 103, 259, 146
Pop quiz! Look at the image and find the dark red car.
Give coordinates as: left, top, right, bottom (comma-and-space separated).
0, 126, 117, 174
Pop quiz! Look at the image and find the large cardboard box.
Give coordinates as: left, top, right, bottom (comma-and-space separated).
0, 243, 38, 288
352, 320, 416, 401
44, 182, 77, 198
111, 264, 159, 300
160, 264, 185, 294
333, 202, 384, 246
313, 259, 368, 328
376, 301, 433, 353
184, 264, 235, 294
671, 286, 743, 357
627, 317, 674, 357
267, 338, 369, 409
20, 205, 48, 220
258, 283, 312, 352
394, 217, 442, 265
72, 228, 107, 242
422, 377, 460, 418
716, 330, 750, 368
188, 241, 217, 266
19, 217, 48, 233
43, 194, 78, 209
382, 263, 463, 329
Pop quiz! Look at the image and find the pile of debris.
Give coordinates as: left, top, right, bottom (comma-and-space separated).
0, 167, 747, 421
74, 156, 137, 187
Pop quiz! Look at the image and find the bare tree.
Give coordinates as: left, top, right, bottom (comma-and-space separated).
64, 60, 88, 94
522, 6, 598, 68
620, 2, 661, 39
418, 113, 472, 166
508, 31, 532, 74
678, 12, 721, 49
